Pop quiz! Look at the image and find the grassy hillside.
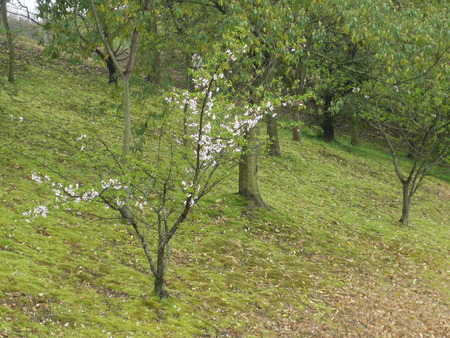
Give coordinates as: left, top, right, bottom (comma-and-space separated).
1, 41, 449, 336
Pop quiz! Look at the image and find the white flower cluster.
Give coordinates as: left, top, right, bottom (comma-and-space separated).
212, 73, 224, 81
281, 100, 303, 108
221, 106, 266, 137
225, 50, 237, 62
184, 196, 196, 207
51, 182, 82, 203
192, 54, 204, 68
101, 178, 125, 190
31, 173, 51, 184
27, 172, 150, 222
192, 77, 210, 92
23, 205, 49, 222
9, 114, 24, 122
135, 198, 148, 211
82, 189, 100, 202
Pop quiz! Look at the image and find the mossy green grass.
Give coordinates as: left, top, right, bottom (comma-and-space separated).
1, 40, 449, 336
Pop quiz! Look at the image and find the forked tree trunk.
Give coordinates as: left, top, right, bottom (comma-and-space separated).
239, 125, 265, 207
1, 0, 15, 84
399, 181, 411, 226
266, 114, 281, 156
105, 57, 118, 84
95, 49, 118, 84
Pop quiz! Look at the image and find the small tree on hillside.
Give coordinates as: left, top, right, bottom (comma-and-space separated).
354, 0, 450, 226
362, 79, 449, 226
25, 49, 277, 299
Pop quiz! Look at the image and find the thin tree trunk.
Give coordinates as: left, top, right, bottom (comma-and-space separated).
266, 114, 281, 156
292, 58, 307, 141
90, 0, 143, 156
147, 50, 161, 84
399, 181, 411, 226
320, 93, 335, 143
239, 125, 265, 207
154, 241, 169, 299
350, 118, 361, 146
292, 109, 301, 142
183, 53, 193, 148
1, 0, 15, 84
145, 2, 160, 84
321, 111, 335, 143
123, 74, 132, 156
407, 139, 416, 159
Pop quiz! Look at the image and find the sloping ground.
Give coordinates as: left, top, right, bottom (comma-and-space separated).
1, 42, 449, 336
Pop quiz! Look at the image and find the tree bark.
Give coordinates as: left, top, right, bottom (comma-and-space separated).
321, 111, 335, 143
350, 118, 361, 146
123, 73, 132, 156
407, 139, 416, 159
183, 53, 193, 149
105, 56, 118, 84
266, 114, 281, 156
154, 241, 169, 299
292, 109, 301, 142
239, 125, 265, 207
292, 58, 307, 142
143, 2, 160, 84
94, 49, 117, 84
1, 0, 15, 84
90, 0, 142, 156
399, 181, 411, 226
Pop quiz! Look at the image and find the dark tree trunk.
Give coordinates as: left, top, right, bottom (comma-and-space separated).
122, 73, 132, 155
1, 0, 15, 84
239, 126, 265, 207
95, 49, 118, 84
399, 182, 411, 226
105, 57, 118, 84
266, 114, 281, 156
149, 8, 161, 85
350, 119, 361, 146
407, 140, 416, 159
154, 241, 169, 299
292, 109, 301, 142
321, 111, 335, 143
293, 58, 307, 142
146, 50, 161, 85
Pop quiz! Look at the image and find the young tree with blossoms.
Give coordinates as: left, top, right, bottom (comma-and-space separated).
25, 47, 284, 299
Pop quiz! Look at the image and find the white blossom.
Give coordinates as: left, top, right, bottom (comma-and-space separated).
31, 173, 43, 183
